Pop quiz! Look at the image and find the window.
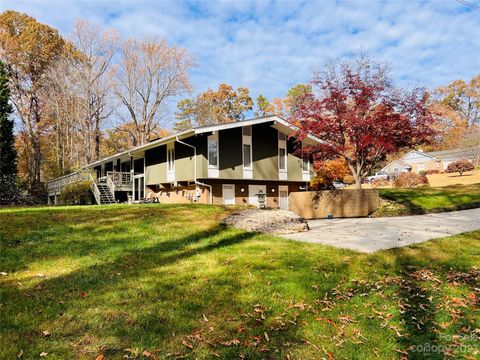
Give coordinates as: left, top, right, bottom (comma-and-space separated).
302, 157, 309, 172
243, 144, 252, 168
279, 148, 286, 170
242, 126, 253, 178
208, 134, 218, 167
167, 147, 174, 172
278, 132, 288, 180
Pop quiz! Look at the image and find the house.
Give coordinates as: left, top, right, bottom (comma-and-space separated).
47, 115, 318, 208
381, 146, 480, 175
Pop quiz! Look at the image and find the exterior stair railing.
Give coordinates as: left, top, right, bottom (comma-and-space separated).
88, 173, 101, 205
105, 173, 115, 195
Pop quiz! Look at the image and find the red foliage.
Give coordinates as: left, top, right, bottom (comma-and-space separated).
446, 159, 475, 176
292, 55, 436, 188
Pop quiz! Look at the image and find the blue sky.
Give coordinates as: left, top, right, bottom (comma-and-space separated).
2, 0, 480, 113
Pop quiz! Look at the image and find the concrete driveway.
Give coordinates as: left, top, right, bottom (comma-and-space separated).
282, 208, 480, 253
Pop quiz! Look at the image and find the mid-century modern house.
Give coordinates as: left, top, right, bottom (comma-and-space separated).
47, 115, 317, 208
381, 146, 480, 174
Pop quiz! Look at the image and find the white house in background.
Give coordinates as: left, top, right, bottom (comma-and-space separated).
382, 146, 480, 174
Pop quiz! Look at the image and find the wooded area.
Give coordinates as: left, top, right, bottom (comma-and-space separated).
0, 10, 478, 199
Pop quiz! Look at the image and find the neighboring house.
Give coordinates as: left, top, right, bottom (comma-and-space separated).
47, 115, 317, 208
382, 146, 480, 174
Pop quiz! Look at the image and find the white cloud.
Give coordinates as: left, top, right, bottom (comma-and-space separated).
2, 0, 479, 122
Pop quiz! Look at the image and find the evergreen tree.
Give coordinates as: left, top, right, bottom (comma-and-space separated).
0, 60, 18, 204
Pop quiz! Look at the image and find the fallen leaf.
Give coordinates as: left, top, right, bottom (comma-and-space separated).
221, 339, 240, 347
182, 340, 193, 350
40, 352, 48, 357
42, 330, 51, 337
0, 272, 7, 276
95, 354, 104, 360
36, 273, 45, 278
81, 291, 88, 299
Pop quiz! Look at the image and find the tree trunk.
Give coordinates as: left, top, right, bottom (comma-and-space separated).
94, 115, 100, 161
354, 177, 363, 189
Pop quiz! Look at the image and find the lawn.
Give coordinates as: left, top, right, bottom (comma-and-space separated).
375, 183, 480, 216
427, 170, 480, 187
1, 205, 479, 359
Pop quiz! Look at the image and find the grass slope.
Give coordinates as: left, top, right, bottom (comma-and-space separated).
1, 205, 479, 359
376, 183, 480, 216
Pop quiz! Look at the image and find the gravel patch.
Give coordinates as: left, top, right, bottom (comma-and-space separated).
223, 209, 309, 235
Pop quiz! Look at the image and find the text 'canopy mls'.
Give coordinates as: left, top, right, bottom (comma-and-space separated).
293, 55, 436, 188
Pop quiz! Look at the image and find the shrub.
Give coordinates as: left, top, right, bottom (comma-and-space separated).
425, 169, 440, 175
370, 178, 391, 188
419, 170, 426, 176
58, 181, 94, 205
311, 158, 353, 190
393, 173, 429, 188
446, 159, 475, 176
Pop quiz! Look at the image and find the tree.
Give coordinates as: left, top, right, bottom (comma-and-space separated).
285, 84, 312, 116
254, 94, 274, 117
0, 60, 18, 204
0, 11, 65, 192
0, 60, 15, 175
446, 159, 475, 176
174, 83, 253, 130
293, 55, 435, 189
115, 37, 192, 146
436, 76, 480, 128
69, 20, 118, 163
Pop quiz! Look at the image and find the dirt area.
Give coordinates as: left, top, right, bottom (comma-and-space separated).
223, 209, 309, 235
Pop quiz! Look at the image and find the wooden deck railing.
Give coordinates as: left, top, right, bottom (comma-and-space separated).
107, 171, 132, 185
47, 171, 133, 195
47, 170, 93, 194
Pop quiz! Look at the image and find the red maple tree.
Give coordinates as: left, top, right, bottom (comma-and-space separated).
293, 56, 436, 189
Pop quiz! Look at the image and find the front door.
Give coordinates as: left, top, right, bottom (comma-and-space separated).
133, 175, 144, 202
279, 185, 289, 210
248, 185, 266, 207
222, 184, 235, 205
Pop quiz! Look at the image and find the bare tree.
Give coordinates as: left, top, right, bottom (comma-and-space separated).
115, 37, 193, 146
70, 20, 118, 163
43, 57, 83, 176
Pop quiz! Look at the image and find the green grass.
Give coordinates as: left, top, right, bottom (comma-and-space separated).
375, 183, 480, 216
1, 205, 479, 359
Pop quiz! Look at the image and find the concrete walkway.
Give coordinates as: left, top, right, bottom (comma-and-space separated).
282, 208, 480, 253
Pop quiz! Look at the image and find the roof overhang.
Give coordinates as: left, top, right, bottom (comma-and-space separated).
83, 115, 324, 169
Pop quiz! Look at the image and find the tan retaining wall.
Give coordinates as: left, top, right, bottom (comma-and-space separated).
288, 189, 380, 219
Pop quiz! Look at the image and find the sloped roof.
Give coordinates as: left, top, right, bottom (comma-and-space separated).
427, 146, 480, 160
381, 159, 412, 172
84, 115, 322, 168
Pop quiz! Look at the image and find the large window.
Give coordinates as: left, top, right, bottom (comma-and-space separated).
279, 148, 286, 170
243, 144, 251, 168
278, 131, 287, 179
242, 126, 253, 178
167, 147, 174, 172
208, 134, 218, 167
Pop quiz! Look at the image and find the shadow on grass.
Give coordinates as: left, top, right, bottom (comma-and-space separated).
1, 221, 344, 359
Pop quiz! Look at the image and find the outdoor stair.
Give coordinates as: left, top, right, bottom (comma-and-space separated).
96, 183, 116, 204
